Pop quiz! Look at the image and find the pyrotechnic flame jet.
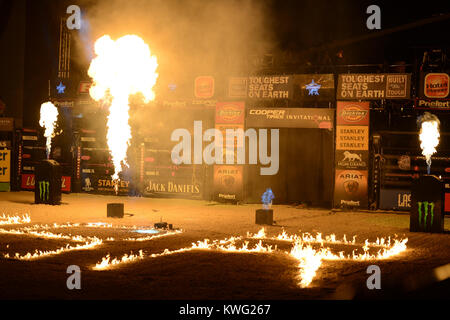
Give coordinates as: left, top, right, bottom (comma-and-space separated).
418, 112, 440, 174
39, 101, 59, 159
88, 35, 158, 193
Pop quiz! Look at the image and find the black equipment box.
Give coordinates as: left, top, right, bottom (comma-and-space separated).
255, 209, 273, 225
410, 175, 445, 233
34, 159, 62, 205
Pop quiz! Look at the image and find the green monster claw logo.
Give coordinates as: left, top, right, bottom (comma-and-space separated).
417, 201, 435, 229
39, 181, 50, 201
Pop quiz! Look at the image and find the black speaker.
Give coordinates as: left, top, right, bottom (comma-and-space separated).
34, 160, 62, 205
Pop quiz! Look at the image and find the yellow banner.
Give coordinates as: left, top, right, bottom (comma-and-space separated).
0, 150, 10, 182
336, 126, 369, 150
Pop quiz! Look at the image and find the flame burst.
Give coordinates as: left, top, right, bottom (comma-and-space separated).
88, 35, 158, 191
418, 113, 440, 174
39, 102, 59, 159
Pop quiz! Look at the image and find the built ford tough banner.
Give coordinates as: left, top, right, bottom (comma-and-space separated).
337, 73, 411, 100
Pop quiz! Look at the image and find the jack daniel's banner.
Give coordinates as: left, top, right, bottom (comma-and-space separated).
337, 73, 411, 100
334, 101, 370, 208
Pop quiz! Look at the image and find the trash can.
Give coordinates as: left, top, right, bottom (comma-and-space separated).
34, 159, 62, 205
410, 175, 445, 233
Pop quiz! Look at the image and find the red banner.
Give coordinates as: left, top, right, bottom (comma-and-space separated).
21, 174, 71, 192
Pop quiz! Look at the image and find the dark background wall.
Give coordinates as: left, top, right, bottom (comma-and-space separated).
0, 0, 26, 128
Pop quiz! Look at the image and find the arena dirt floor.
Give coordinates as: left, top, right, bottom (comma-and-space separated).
0, 191, 449, 300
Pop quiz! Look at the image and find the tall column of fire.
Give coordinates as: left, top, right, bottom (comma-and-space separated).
87, 35, 158, 193
418, 112, 440, 174
39, 102, 59, 159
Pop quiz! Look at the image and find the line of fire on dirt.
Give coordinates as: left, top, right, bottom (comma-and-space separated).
0, 214, 409, 288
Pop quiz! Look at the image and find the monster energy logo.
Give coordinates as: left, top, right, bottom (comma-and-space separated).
39, 181, 50, 201
417, 201, 435, 229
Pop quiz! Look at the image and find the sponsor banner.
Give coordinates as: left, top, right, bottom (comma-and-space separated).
420, 73, 449, 99
215, 102, 245, 124
334, 169, 368, 208
0, 150, 10, 182
0, 141, 11, 148
292, 74, 335, 101
336, 126, 369, 150
246, 108, 334, 129
213, 165, 243, 202
335, 150, 369, 170
0, 118, 14, 131
21, 173, 35, 190
194, 76, 215, 99
337, 73, 411, 100
81, 174, 130, 195
379, 189, 411, 210
248, 75, 291, 99
228, 77, 248, 98
336, 101, 370, 126
78, 81, 92, 94
21, 173, 71, 192
53, 100, 74, 108
415, 98, 450, 109
61, 176, 71, 192
143, 178, 202, 198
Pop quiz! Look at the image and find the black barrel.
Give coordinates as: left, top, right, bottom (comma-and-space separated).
34, 159, 62, 205
410, 175, 445, 233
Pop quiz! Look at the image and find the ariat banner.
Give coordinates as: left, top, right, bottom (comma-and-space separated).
246, 108, 334, 129
334, 169, 368, 208
337, 73, 411, 100
213, 165, 243, 202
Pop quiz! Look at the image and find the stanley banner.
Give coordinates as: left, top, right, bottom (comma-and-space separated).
334, 101, 370, 208
337, 73, 411, 100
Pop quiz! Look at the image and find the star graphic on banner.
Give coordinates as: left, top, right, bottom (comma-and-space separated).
305, 79, 321, 96
56, 82, 66, 94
